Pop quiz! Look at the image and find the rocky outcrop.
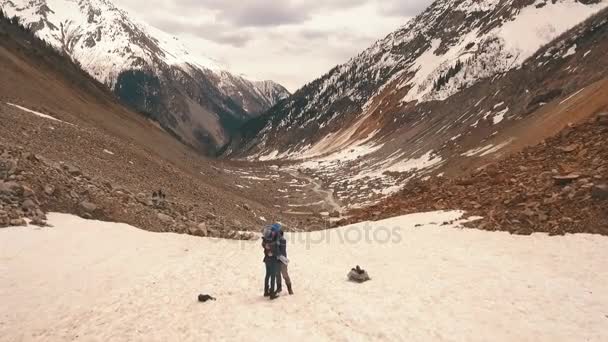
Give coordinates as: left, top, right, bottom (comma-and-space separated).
0, 153, 47, 228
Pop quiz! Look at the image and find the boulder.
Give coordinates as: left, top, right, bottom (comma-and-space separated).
0, 210, 9, 228
557, 144, 580, 153
63, 163, 82, 176
43, 185, 55, 196
79, 201, 98, 213
10, 218, 27, 226
157, 213, 173, 224
455, 178, 476, 186
197, 222, 208, 235
553, 174, 580, 185
23, 186, 35, 198
136, 193, 152, 206
591, 184, 608, 200
243, 204, 251, 211
237, 232, 256, 240
22, 199, 37, 211
189, 222, 208, 237
329, 211, 341, 218
597, 112, 608, 125
30, 217, 46, 227
0, 181, 23, 196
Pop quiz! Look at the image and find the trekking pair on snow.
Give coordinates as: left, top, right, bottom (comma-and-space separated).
262, 223, 293, 300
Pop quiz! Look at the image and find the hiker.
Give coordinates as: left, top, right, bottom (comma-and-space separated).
275, 230, 293, 295
262, 223, 281, 299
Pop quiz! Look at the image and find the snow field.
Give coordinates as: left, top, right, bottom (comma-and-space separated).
1, 212, 608, 341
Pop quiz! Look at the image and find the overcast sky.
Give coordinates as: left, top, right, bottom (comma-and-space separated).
115, 0, 433, 92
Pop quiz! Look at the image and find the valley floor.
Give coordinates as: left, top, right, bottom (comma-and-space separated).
1, 213, 607, 341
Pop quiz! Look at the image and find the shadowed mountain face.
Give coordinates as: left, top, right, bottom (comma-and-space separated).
1, 0, 290, 154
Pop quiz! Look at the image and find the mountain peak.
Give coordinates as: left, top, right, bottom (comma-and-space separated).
233, 0, 607, 160
1, 0, 290, 154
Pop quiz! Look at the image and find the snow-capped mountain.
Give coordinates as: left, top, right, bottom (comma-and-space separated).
232, 0, 607, 159
1, 0, 290, 154
227, 0, 608, 207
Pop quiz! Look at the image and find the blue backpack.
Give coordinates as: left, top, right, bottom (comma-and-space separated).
262, 223, 282, 241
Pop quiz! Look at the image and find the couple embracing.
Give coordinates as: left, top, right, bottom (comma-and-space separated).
261, 223, 293, 300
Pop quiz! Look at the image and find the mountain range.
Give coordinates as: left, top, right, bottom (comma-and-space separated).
1, 0, 290, 154
224, 0, 608, 208
231, 0, 607, 160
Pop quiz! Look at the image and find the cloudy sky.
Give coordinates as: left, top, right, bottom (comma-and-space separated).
115, 0, 433, 92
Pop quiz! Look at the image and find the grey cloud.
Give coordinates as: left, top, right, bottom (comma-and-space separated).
119, 0, 370, 27
213, 0, 369, 27
150, 17, 253, 47
227, 2, 311, 27
298, 29, 328, 40
377, 0, 434, 17
113, 0, 436, 90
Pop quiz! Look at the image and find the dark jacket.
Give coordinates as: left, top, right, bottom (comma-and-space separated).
279, 237, 287, 258
262, 232, 280, 261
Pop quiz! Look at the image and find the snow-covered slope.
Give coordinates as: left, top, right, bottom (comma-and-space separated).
1, 0, 289, 153
2, 212, 608, 340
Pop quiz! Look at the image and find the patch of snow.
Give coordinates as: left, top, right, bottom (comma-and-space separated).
6, 103, 72, 125
384, 150, 443, 174
2, 212, 607, 340
559, 88, 586, 105
497, 1, 605, 64
301, 141, 384, 167
562, 44, 577, 57
479, 139, 513, 157
240, 176, 269, 181
493, 102, 505, 109
492, 107, 510, 125
462, 144, 496, 157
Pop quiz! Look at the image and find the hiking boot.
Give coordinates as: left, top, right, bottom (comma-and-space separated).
264, 291, 270, 297
287, 284, 293, 295
269, 292, 279, 300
